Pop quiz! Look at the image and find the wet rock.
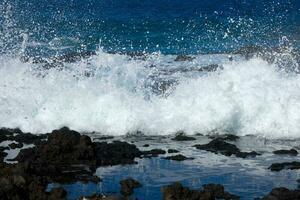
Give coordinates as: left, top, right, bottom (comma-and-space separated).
0, 161, 67, 200
167, 149, 179, 153
53, 51, 96, 63
8, 142, 24, 149
163, 154, 194, 161
93, 136, 114, 141
172, 132, 196, 141
198, 64, 221, 72
258, 187, 300, 200
0, 128, 22, 143
194, 139, 260, 158
16, 127, 142, 183
174, 55, 195, 62
208, 133, 239, 141
143, 144, 150, 147
0, 149, 7, 161
161, 182, 239, 200
273, 149, 298, 156
119, 178, 142, 196
79, 194, 124, 200
142, 149, 166, 157
48, 187, 67, 200
268, 161, 300, 171
194, 139, 239, 156
94, 141, 142, 166
235, 151, 261, 158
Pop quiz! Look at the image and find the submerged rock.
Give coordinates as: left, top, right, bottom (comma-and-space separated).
8, 142, 24, 149
93, 136, 114, 141
172, 132, 196, 141
194, 139, 260, 158
79, 194, 124, 200
142, 149, 166, 157
208, 133, 240, 141
167, 149, 179, 153
174, 55, 195, 62
273, 149, 298, 156
258, 187, 300, 200
268, 161, 300, 171
119, 178, 142, 196
161, 182, 239, 200
163, 154, 194, 161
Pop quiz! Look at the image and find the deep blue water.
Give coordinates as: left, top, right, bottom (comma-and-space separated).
2, 1, 300, 199
1, 0, 299, 56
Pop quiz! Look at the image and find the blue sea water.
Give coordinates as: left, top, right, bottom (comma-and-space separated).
1, 0, 300, 55
1, 1, 300, 199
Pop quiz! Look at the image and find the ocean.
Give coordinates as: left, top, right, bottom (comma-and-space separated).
1, 1, 300, 199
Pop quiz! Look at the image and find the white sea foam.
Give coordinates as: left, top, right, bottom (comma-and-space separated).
0, 49, 300, 139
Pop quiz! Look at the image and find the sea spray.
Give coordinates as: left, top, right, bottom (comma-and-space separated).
0, 49, 300, 138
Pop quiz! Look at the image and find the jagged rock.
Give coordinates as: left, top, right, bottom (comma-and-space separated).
194, 139, 260, 158
172, 132, 196, 141
0, 161, 67, 200
119, 178, 142, 196
258, 187, 300, 200
174, 55, 195, 62
142, 149, 166, 157
268, 161, 300, 171
15, 127, 141, 183
93, 136, 114, 141
161, 182, 239, 200
8, 143, 24, 149
79, 194, 124, 200
273, 149, 298, 156
163, 154, 194, 161
167, 149, 179, 153
94, 141, 142, 166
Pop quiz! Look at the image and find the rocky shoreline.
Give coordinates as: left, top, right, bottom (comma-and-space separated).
0, 127, 300, 200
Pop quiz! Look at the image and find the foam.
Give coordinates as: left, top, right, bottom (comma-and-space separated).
0, 50, 300, 139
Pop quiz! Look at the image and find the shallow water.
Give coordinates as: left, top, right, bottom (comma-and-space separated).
47, 135, 300, 199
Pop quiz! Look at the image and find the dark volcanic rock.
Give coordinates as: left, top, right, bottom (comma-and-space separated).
198, 64, 221, 72
94, 141, 142, 166
194, 139, 239, 156
161, 182, 239, 200
9, 142, 24, 149
268, 161, 300, 171
143, 144, 150, 147
273, 149, 298, 156
259, 187, 300, 200
194, 139, 260, 158
172, 132, 196, 141
202, 184, 240, 200
208, 134, 240, 141
163, 154, 194, 161
79, 194, 124, 200
174, 55, 195, 62
93, 136, 114, 140
0, 161, 67, 200
16, 127, 142, 182
0, 148, 8, 161
168, 149, 179, 153
142, 149, 166, 157
119, 178, 142, 196
53, 51, 96, 63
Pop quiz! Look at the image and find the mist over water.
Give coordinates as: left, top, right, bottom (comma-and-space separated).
0, 0, 300, 138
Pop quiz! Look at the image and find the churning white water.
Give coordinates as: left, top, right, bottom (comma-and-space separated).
0, 49, 300, 139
